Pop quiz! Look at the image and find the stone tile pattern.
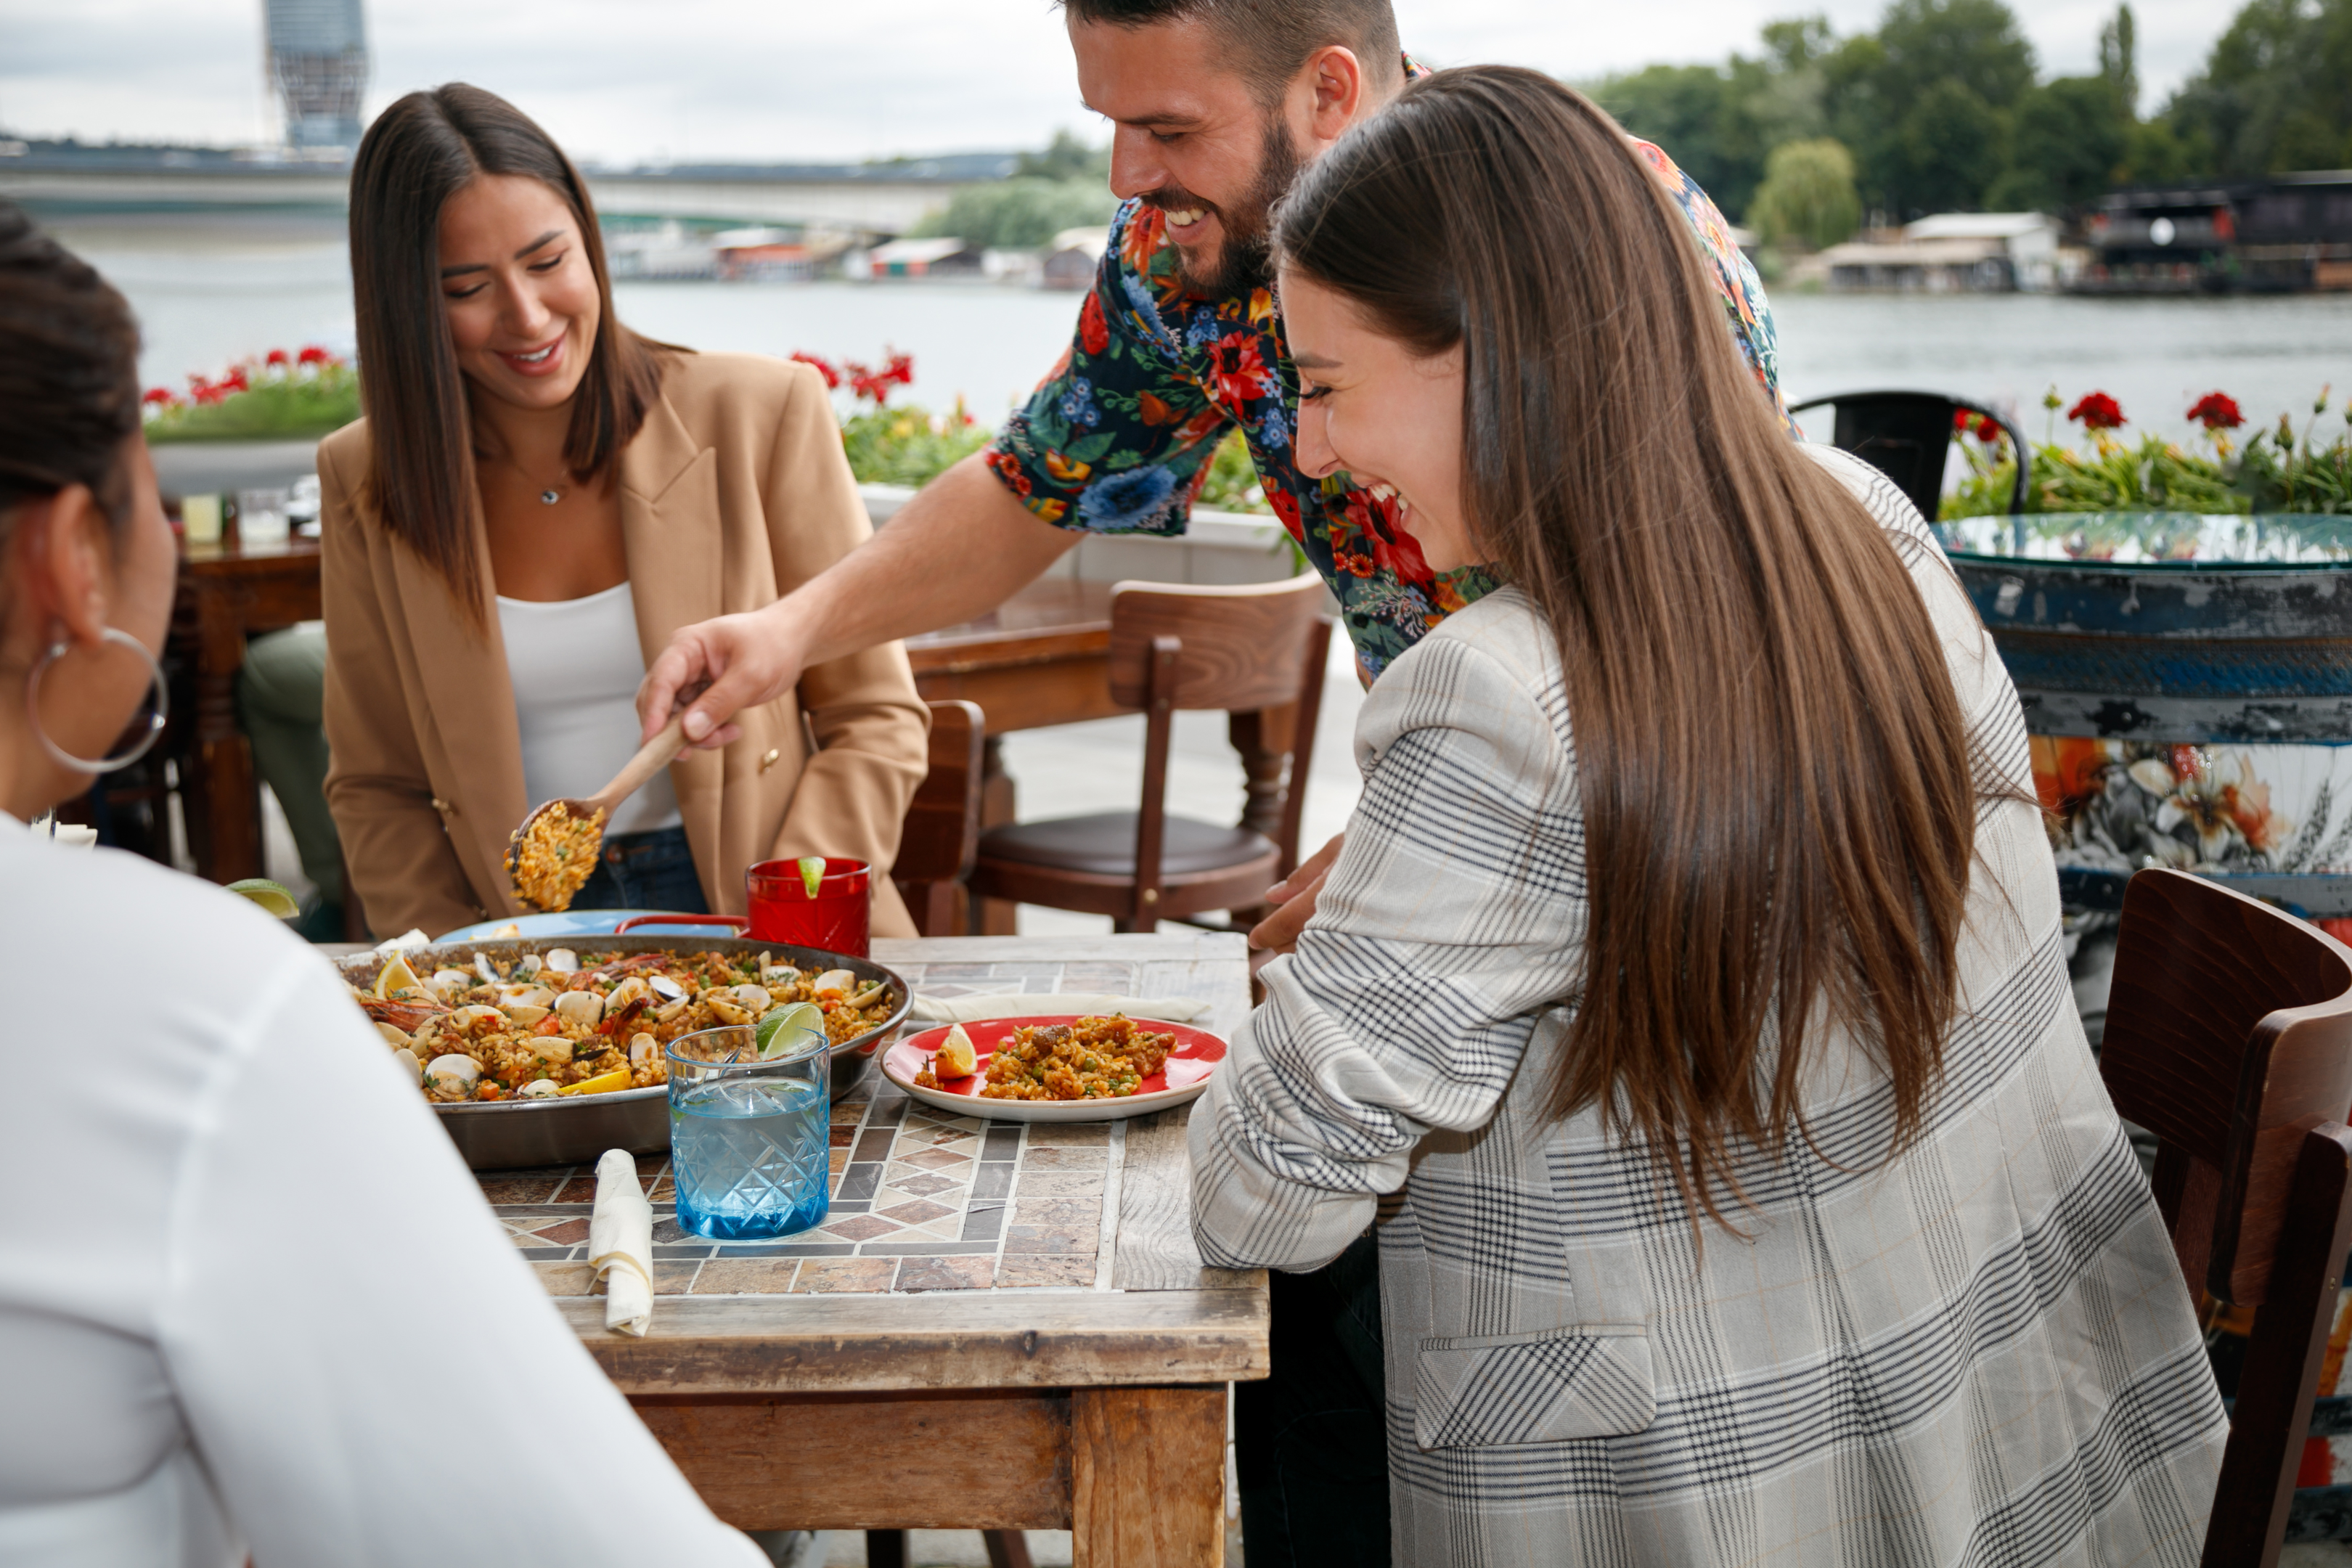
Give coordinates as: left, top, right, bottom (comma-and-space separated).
489, 959, 1148, 1298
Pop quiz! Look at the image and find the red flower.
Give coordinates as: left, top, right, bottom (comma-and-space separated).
2188, 393, 2244, 430
1951, 409, 1972, 432
1079, 291, 1109, 355
791, 351, 841, 389
265, 348, 290, 367
2067, 392, 2125, 431
297, 345, 331, 366
142, 386, 174, 405
1975, 416, 2002, 444
881, 350, 914, 387
1203, 334, 1272, 408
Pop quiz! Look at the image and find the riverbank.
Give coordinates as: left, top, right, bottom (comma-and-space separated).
50, 212, 2352, 449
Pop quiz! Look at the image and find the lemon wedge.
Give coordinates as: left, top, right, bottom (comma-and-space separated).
375, 952, 422, 999
227, 878, 301, 918
559, 1067, 633, 1097
756, 1002, 825, 1060
796, 855, 827, 897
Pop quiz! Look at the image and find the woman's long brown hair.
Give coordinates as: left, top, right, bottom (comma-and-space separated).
348, 85, 666, 629
1276, 66, 1977, 1225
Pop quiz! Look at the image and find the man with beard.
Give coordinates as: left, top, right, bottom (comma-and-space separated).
640, 8, 1784, 1559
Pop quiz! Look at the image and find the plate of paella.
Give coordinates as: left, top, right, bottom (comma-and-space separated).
335, 936, 908, 1169
881, 1014, 1228, 1124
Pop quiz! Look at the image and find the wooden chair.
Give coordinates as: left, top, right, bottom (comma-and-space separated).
890, 699, 987, 936
2099, 867, 2352, 1567
968, 574, 1332, 934
1786, 389, 2029, 519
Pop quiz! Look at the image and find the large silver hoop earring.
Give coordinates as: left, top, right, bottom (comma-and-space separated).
26, 627, 168, 774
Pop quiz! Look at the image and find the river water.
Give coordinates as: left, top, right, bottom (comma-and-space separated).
55, 216, 2352, 449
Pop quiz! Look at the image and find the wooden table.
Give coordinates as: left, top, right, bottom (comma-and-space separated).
474, 932, 1265, 1564
170, 533, 321, 883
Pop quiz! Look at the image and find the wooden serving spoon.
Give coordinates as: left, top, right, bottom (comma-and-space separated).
506, 715, 689, 910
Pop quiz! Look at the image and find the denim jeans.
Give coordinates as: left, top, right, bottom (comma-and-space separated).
570, 825, 710, 914
1236, 1230, 1392, 1567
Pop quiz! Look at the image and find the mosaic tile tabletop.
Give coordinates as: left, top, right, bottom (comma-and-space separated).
482, 945, 1240, 1300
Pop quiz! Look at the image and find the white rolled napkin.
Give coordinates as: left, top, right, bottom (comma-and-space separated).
587, 1148, 654, 1336
909, 992, 1210, 1025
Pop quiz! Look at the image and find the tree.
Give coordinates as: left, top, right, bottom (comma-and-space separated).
2099, 3, 2139, 118
1987, 75, 2128, 211
1826, 0, 2035, 213
1747, 137, 1863, 248
1591, 64, 1766, 217
2161, 0, 2352, 176
1889, 78, 2006, 214
910, 178, 1115, 250
1015, 128, 1108, 182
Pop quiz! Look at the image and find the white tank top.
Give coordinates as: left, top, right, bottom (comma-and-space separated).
494, 582, 682, 836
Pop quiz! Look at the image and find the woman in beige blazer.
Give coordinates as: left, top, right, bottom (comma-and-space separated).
322, 84, 926, 941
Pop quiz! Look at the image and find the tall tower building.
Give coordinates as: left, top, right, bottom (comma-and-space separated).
264, 0, 368, 152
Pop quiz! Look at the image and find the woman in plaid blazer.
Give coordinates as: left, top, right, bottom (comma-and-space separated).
1191, 68, 2225, 1567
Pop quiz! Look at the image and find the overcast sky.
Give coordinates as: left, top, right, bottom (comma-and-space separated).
1, 0, 2234, 167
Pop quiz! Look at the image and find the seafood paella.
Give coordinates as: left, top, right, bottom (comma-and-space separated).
505, 802, 605, 912
914, 1015, 1176, 1101
353, 946, 897, 1103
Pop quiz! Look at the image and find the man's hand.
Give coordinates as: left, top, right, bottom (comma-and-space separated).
1248, 832, 1344, 955
637, 603, 804, 750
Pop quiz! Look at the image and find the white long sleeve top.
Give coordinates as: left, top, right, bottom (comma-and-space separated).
0, 819, 765, 1567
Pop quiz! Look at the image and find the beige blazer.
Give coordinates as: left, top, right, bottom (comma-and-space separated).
319, 351, 929, 941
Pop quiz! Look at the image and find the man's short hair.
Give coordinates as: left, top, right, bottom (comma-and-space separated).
1063, 0, 1402, 107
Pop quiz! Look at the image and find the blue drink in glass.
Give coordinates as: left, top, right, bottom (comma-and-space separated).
666, 1022, 830, 1241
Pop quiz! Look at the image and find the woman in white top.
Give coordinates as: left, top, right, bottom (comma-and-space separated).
322, 84, 928, 939
0, 200, 764, 1565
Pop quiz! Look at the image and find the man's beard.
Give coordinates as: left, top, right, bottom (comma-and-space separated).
1143, 113, 1304, 298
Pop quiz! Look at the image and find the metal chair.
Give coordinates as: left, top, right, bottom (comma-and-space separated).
2099, 867, 2352, 1564
1787, 389, 2029, 519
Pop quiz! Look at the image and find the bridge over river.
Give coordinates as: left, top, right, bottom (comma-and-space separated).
0, 152, 1000, 237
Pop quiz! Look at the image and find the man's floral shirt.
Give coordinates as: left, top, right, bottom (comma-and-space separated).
987, 124, 1788, 679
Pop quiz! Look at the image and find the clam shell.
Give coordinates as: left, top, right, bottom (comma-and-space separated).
544, 948, 580, 974
392, 1048, 422, 1083
519, 1079, 561, 1099
555, 990, 604, 1026
375, 1021, 413, 1048
423, 1054, 481, 1093
812, 968, 858, 999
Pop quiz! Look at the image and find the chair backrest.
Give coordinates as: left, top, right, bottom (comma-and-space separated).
2101, 867, 2352, 1567
1106, 573, 1328, 715
891, 699, 985, 935
2104, 869, 2352, 1306
1786, 390, 2029, 519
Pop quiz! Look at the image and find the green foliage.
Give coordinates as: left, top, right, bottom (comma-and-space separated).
910, 176, 1117, 251
1945, 434, 2248, 516
1016, 129, 1111, 182
1193, 428, 1270, 514
840, 404, 994, 488
145, 360, 359, 443
1987, 75, 2129, 211
1747, 138, 1862, 248
2163, 0, 2352, 178
1942, 393, 2352, 519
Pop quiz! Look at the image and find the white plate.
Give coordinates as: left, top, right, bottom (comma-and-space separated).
881, 1015, 1228, 1123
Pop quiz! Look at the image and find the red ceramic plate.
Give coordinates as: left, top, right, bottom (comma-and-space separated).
882, 1015, 1229, 1122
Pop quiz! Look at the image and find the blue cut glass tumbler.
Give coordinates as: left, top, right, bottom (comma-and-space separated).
666, 1021, 830, 1240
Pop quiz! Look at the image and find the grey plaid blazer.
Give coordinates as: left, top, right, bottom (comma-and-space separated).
1191, 446, 2226, 1566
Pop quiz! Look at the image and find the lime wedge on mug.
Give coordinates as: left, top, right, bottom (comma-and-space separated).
796, 855, 826, 897
226, 878, 301, 919
756, 1002, 825, 1060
